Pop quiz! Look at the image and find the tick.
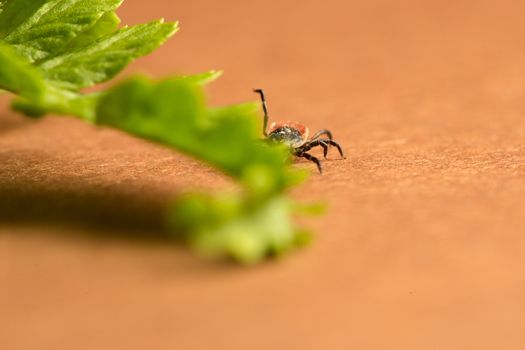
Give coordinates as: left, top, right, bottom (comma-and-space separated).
253, 89, 345, 173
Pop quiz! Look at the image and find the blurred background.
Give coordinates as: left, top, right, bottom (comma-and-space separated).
2, 0, 525, 349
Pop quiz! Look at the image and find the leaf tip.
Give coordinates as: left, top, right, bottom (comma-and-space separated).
208, 70, 223, 80
157, 19, 180, 36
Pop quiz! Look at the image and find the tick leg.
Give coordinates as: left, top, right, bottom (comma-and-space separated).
253, 89, 269, 137
317, 138, 345, 159
319, 140, 329, 158
300, 140, 329, 158
300, 152, 323, 174
311, 129, 333, 141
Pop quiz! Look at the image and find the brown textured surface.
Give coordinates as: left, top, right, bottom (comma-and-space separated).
2, 0, 525, 349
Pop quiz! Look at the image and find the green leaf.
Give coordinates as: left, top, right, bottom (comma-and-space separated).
65, 11, 121, 50
0, 1, 177, 119
0, 0, 49, 40
96, 76, 300, 195
0, 42, 45, 99
0, 42, 100, 120
173, 70, 223, 85
11, 87, 101, 121
169, 194, 310, 264
1, 0, 123, 62
40, 19, 178, 90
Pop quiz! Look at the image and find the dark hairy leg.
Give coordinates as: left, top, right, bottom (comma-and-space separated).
319, 140, 329, 158
300, 139, 345, 159
316, 138, 345, 158
299, 140, 329, 158
298, 152, 323, 173
310, 129, 333, 141
253, 89, 269, 136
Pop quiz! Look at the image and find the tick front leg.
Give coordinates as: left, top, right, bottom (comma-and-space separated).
317, 139, 345, 159
253, 89, 269, 137
300, 152, 323, 174
311, 129, 333, 141
300, 140, 329, 158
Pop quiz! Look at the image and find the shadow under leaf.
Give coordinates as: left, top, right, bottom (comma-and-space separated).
0, 108, 33, 134
0, 177, 180, 243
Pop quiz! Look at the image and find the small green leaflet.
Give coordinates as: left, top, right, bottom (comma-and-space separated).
0, 0, 177, 119
0, 42, 46, 99
169, 193, 311, 264
0, 0, 123, 62
66, 11, 121, 50
41, 20, 179, 90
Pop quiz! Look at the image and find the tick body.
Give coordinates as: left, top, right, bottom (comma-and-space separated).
253, 89, 345, 173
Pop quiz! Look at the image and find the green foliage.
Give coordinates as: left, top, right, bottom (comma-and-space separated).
0, 0, 315, 263
0, 42, 46, 99
96, 76, 311, 263
0, 0, 176, 120
41, 20, 179, 90
63, 10, 121, 50
97, 76, 304, 192
169, 194, 312, 264
0, 0, 124, 62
